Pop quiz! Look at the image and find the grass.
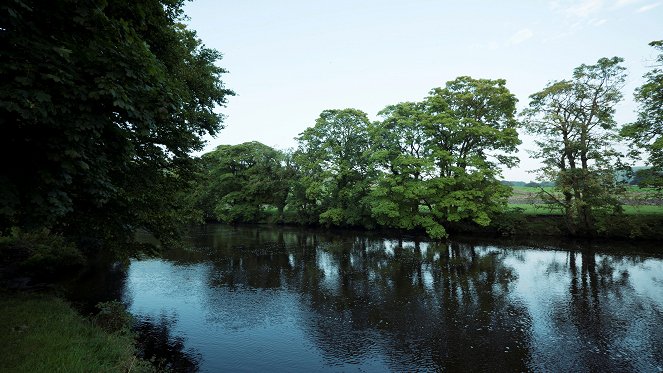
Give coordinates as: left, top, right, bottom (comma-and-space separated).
0, 293, 152, 373
508, 203, 663, 216
511, 185, 663, 199
510, 185, 555, 193
622, 205, 663, 215
508, 185, 663, 217
510, 185, 656, 193
507, 203, 563, 215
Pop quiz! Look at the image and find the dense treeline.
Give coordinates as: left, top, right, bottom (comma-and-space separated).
194, 46, 663, 239
0, 0, 661, 258
194, 77, 520, 238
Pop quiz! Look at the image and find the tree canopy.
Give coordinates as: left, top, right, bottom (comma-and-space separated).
0, 0, 233, 248
292, 109, 374, 227
195, 78, 520, 238
369, 77, 520, 238
523, 57, 627, 234
195, 142, 292, 224
621, 41, 663, 189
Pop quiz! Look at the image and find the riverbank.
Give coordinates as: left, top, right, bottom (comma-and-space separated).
0, 292, 153, 373
449, 211, 663, 240
255, 208, 663, 241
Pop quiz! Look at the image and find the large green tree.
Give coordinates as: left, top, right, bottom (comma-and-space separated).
621, 41, 663, 189
195, 142, 293, 223
0, 0, 233, 248
369, 77, 520, 238
523, 57, 626, 235
292, 109, 374, 227
369, 102, 436, 234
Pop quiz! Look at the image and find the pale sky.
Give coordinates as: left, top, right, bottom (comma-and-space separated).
184, 0, 661, 181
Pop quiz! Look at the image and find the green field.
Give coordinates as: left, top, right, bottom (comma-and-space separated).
508, 185, 662, 215
508, 203, 663, 215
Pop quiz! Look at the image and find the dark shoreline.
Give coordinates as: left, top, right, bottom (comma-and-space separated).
197, 211, 663, 243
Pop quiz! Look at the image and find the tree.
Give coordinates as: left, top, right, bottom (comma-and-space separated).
523, 57, 627, 235
424, 77, 520, 228
368, 102, 437, 234
621, 41, 663, 190
195, 142, 293, 224
292, 109, 374, 227
0, 0, 233, 249
369, 77, 520, 238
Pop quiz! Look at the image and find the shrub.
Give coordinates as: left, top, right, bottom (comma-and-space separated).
93, 301, 133, 334
0, 228, 85, 278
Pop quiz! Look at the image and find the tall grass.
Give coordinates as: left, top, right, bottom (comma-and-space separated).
0, 294, 152, 373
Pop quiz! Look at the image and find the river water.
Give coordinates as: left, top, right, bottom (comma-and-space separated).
70, 224, 663, 372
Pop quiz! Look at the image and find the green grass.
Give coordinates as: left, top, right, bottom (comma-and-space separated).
508, 203, 663, 216
0, 294, 151, 373
510, 185, 555, 193
507, 203, 563, 215
622, 205, 663, 215
511, 185, 661, 196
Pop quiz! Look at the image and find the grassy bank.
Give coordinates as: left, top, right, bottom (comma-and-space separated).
487, 208, 663, 239
248, 206, 663, 240
0, 293, 151, 373
507, 203, 663, 216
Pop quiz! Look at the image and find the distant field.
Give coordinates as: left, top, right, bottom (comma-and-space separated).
507, 203, 663, 216
510, 186, 555, 192
510, 185, 659, 195
622, 205, 663, 215
508, 185, 662, 210
507, 204, 563, 215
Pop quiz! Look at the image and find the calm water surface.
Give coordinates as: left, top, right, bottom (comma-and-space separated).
75, 225, 663, 372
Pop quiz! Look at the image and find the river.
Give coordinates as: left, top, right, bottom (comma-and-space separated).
68, 224, 663, 372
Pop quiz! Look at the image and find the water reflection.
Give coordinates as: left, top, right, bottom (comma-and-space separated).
545, 249, 663, 372
134, 315, 201, 372
94, 225, 663, 372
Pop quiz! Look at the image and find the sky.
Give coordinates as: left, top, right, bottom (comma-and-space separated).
183, 0, 661, 181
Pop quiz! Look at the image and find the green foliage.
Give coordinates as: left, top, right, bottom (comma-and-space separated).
523, 57, 628, 235
491, 210, 565, 236
0, 0, 233, 251
194, 142, 294, 223
292, 109, 375, 227
593, 212, 663, 239
0, 294, 153, 372
490, 208, 528, 236
0, 228, 85, 277
368, 77, 520, 238
622, 41, 663, 189
195, 79, 520, 239
507, 203, 564, 215
93, 301, 133, 334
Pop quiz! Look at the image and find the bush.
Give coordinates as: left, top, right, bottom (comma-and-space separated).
0, 228, 85, 278
94, 301, 133, 334
491, 208, 527, 236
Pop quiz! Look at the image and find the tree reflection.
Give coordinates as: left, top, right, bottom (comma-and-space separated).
64, 258, 129, 315
134, 315, 201, 372
155, 225, 663, 372
191, 226, 533, 371
551, 248, 663, 372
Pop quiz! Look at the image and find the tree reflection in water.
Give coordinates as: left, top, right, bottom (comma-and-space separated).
540, 248, 663, 372
304, 239, 532, 371
80, 225, 663, 372
134, 315, 201, 372
191, 226, 533, 371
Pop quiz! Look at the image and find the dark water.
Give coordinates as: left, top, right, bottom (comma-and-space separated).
72, 225, 663, 372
